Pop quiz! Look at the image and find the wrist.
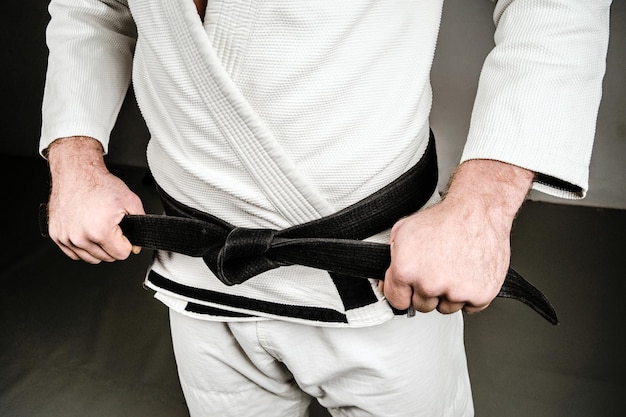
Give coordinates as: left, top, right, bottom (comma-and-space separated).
47, 136, 106, 176
442, 159, 534, 230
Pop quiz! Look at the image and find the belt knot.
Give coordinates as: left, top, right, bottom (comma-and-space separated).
203, 227, 280, 285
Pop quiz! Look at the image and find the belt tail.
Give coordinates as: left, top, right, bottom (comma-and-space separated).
273, 240, 560, 325
499, 268, 559, 325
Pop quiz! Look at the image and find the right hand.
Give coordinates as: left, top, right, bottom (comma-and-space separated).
46, 136, 145, 264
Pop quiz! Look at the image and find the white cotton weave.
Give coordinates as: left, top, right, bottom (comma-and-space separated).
40, 0, 611, 326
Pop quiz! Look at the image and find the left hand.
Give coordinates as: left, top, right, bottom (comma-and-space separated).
380, 159, 534, 315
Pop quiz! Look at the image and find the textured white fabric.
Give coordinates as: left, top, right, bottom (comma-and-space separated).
130, 0, 437, 326
462, 0, 611, 199
40, 0, 611, 326
41, 0, 137, 153
169, 308, 473, 417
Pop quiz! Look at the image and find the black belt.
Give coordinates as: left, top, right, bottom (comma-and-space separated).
39, 134, 558, 325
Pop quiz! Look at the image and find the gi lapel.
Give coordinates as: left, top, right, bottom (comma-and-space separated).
159, 0, 337, 225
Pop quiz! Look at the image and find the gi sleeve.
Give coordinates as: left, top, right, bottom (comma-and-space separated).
40, 0, 137, 156
461, 0, 612, 199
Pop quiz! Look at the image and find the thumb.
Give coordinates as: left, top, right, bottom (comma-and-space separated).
124, 191, 146, 216
122, 192, 145, 254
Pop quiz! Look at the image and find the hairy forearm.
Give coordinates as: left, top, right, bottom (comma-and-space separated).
442, 159, 534, 233
47, 136, 107, 178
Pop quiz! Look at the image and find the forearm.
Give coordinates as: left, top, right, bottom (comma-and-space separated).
47, 136, 113, 206
47, 136, 107, 176
442, 159, 534, 233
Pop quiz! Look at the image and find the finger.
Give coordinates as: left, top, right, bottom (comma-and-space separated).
73, 249, 106, 264
57, 240, 105, 264
382, 268, 414, 310
411, 291, 439, 313
118, 197, 144, 255
97, 225, 134, 260
51, 232, 110, 263
55, 241, 81, 261
463, 302, 490, 315
125, 193, 145, 216
437, 300, 465, 315
69, 239, 117, 263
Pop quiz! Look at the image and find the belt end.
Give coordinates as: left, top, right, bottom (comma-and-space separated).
38, 203, 49, 238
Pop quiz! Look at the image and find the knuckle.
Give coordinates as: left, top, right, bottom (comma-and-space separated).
56, 232, 76, 248
68, 234, 91, 248
132, 195, 144, 210
60, 248, 80, 261
415, 277, 443, 298
413, 297, 438, 313
85, 226, 107, 243
388, 263, 415, 286
464, 303, 489, 315
419, 285, 439, 299
473, 290, 496, 307
445, 288, 466, 304
436, 303, 453, 314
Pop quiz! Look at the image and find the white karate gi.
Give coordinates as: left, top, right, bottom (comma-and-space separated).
40, 1, 611, 415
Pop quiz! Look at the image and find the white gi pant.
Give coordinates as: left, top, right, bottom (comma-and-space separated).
169, 309, 474, 416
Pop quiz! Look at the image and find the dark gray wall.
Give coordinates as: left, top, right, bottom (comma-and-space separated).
2, 0, 624, 208
1, 0, 50, 157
